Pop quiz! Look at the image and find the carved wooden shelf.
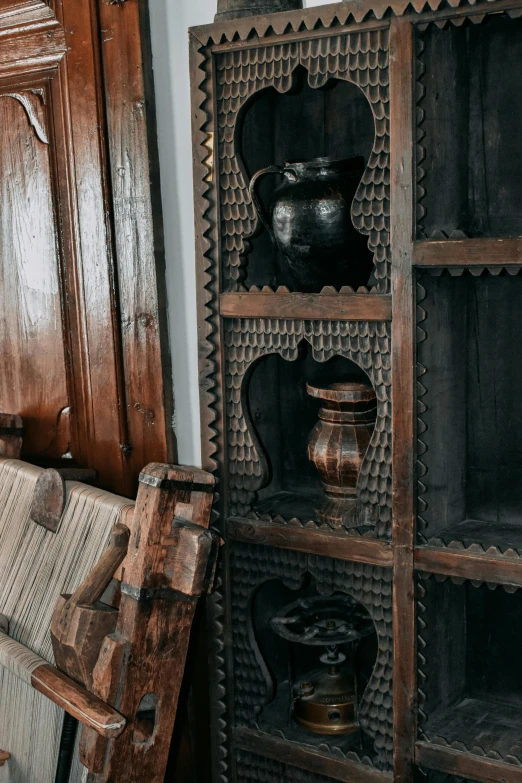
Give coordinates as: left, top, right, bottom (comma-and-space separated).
233, 727, 393, 783
414, 238, 522, 269
415, 544, 522, 589
415, 519, 522, 586
227, 518, 392, 567
191, 3, 522, 783
219, 292, 392, 321
416, 740, 522, 783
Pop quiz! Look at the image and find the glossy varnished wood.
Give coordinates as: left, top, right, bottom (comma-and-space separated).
0, 0, 172, 496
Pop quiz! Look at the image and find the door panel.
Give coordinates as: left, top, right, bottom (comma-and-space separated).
0, 91, 70, 458
0, 0, 173, 495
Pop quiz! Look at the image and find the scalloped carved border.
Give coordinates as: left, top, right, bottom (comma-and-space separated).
225, 318, 392, 537
192, 0, 522, 48
216, 28, 390, 293
191, 39, 230, 783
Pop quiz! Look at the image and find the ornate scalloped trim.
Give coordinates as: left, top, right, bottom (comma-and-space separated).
415, 32, 426, 238
194, 44, 221, 476
193, 42, 229, 783
416, 576, 428, 737
416, 279, 428, 544
191, 0, 517, 47
245, 284, 381, 294
426, 265, 522, 277
428, 537, 522, 558
423, 735, 522, 766
257, 724, 377, 767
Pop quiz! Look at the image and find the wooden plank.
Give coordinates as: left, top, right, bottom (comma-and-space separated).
414, 238, 522, 268
415, 546, 522, 588
97, 0, 175, 488
390, 17, 416, 783
416, 740, 522, 783
227, 518, 393, 566
220, 292, 392, 321
234, 727, 393, 783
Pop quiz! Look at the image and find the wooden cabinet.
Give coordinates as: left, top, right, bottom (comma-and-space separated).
0, 0, 173, 497
190, 3, 522, 783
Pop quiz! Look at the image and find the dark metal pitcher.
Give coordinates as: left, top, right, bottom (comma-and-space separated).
248, 156, 373, 292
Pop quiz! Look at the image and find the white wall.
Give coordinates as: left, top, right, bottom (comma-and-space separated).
149, 0, 335, 467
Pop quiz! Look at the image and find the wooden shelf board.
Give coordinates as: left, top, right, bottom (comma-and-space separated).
416, 740, 522, 783
415, 545, 522, 587
220, 292, 392, 321
233, 727, 392, 783
227, 517, 392, 566
414, 237, 522, 267
416, 519, 522, 586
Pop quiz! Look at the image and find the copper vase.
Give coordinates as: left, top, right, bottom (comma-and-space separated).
307, 381, 377, 529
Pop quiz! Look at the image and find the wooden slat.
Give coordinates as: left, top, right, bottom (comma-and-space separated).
415, 546, 522, 588
390, 17, 416, 783
220, 292, 392, 321
414, 238, 522, 267
97, 0, 174, 487
227, 518, 393, 566
234, 727, 393, 783
416, 741, 522, 783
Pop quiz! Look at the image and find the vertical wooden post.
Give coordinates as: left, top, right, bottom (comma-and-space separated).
78, 463, 217, 782
390, 16, 416, 783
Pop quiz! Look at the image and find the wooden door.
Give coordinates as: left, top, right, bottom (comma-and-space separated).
0, 0, 173, 496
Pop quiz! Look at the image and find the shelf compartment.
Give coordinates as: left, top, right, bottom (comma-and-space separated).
416, 271, 522, 548
416, 16, 522, 240
220, 291, 392, 321
416, 739, 522, 783
233, 727, 392, 783
418, 577, 522, 766
414, 238, 522, 269
227, 517, 392, 567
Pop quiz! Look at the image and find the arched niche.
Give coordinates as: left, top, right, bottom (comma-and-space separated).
249, 575, 378, 751
245, 344, 375, 522
236, 67, 376, 289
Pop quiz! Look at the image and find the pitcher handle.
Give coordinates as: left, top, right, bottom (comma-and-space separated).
248, 165, 283, 244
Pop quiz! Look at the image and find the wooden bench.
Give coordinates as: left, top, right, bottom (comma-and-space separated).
0, 415, 218, 782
